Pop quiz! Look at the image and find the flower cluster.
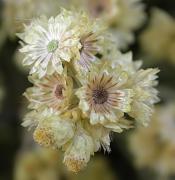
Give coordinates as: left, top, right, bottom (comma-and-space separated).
129, 103, 175, 177
18, 9, 159, 172
140, 8, 175, 64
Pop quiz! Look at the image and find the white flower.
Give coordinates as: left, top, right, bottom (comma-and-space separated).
71, 11, 107, 71
18, 7, 160, 173
76, 60, 134, 126
128, 68, 160, 126
105, 50, 159, 126
24, 72, 73, 111
18, 10, 81, 77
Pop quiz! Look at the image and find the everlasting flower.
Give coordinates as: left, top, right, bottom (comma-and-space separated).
24, 71, 73, 111
22, 50, 159, 172
76, 59, 133, 126
19, 9, 159, 173
128, 68, 160, 126
18, 10, 81, 77
18, 9, 108, 77
109, 51, 159, 126
72, 11, 107, 71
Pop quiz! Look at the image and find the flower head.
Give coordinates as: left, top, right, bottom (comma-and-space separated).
24, 71, 73, 111
107, 51, 159, 126
72, 11, 107, 71
18, 10, 81, 77
128, 68, 160, 126
76, 59, 133, 126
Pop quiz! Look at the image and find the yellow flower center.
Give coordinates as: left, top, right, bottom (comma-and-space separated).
33, 127, 55, 148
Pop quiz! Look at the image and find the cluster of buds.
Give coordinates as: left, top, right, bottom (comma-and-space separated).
18, 9, 159, 172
